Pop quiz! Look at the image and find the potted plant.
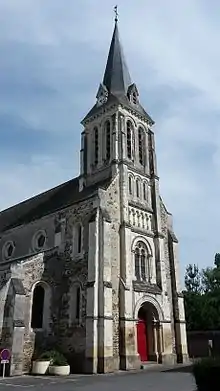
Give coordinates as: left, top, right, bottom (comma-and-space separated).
31, 351, 52, 375
192, 356, 220, 391
49, 351, 70, 376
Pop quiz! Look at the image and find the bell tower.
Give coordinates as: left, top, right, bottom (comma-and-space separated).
81, 10, 188, 372
80, 13, 155, 190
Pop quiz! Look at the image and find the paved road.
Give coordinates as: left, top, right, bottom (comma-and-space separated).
0, 368, 196, 390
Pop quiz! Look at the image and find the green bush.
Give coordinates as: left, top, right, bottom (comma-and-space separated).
192, 357, 220, 391
50, 351, 68, 366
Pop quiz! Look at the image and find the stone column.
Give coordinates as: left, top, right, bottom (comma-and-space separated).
85, 210, 99, 373
97, 215, 114, 373
9, 278, 26, 376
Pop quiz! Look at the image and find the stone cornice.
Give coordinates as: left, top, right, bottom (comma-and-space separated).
131, 226, 155, 238
128, 200, 153, 213
132, 280, 162, 294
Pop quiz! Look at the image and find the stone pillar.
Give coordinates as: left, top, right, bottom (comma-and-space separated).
97, 216, 114, 373
154, 235, 168, 292
168, 232, 189, 363
9, 278, 26, 376
174, 296, 189, 363
119, 225, 140, 370
161, 322, 176, 365
85, 210, 99, 373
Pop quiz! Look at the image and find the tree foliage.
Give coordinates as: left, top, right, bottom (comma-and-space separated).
184, 254, 220, 331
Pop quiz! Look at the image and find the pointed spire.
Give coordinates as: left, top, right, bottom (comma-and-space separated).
103, 8, 132, 96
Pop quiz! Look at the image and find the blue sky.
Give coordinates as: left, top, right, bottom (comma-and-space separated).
0, 0, 219, 280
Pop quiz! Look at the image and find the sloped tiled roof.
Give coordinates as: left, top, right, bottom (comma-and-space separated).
0, 177, 111, 233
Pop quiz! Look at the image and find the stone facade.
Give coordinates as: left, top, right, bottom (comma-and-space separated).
0, 19, 188, 376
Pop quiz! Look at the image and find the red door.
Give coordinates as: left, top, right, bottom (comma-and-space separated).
137, 320, 148, 361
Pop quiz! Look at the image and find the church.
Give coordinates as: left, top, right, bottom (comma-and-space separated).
0, 16, 188, 376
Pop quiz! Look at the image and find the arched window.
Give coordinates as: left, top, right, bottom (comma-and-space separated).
128, 176, 133, 195
30, 282, 51, 330
74, 223, 82, 254
127, 121, 132, 160
69, 283, 81, 324
134, 242, 152, 282
136, 179, 140, 198
105, 120, 111, 161
143, 182, 147, 201
138, 127, 145, 166
94, 127, 99, 165
31, 284, 45, 329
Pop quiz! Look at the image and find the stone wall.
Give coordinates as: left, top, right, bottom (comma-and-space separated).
0, 195, 97, 374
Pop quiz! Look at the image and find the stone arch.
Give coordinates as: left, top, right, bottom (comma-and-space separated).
135, 296, 164, 362
136, 122, 147, 133
124, 115, 137, 128
128, 172, 135, 195
134, 294, 164, 322
100, 115, 112, 128
131, 236, 153, 256
30, 280, 51, 331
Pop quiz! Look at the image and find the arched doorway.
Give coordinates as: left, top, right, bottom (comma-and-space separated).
136, 302, 162, 362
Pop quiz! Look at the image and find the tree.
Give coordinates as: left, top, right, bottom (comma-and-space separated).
184, 254, 220, 331
184, 264, 201, 293
184, 264, 204, 330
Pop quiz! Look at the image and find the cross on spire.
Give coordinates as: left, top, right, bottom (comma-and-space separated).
114, 5, 118, 23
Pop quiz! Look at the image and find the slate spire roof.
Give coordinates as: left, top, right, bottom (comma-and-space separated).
82, 19, 154, 124
103, 20, 132, 96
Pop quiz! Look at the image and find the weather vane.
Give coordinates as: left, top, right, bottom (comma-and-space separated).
114, 5, 118, 23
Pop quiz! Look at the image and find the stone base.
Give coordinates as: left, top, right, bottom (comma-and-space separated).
178, 353, 190, 364
84, 356, 120, 374
10, 362, 23, 376
84, 357, 98, 374
120, 354, 141, 371
97, 356, 119, 373
161, 353, 177, 365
